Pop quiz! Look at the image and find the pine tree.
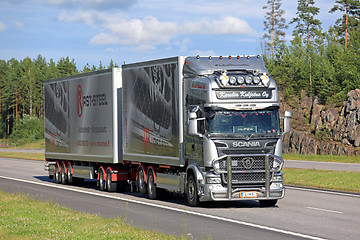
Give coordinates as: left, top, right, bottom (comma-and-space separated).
263, 0, 288, 61
290, 0, 322, 94
329, 0, 360, 51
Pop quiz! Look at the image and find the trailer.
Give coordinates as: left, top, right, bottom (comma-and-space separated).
44, 56, 291, 207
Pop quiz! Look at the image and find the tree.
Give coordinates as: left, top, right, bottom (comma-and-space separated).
263, 0, 288, 61
290, 0, 322, 94
329, 0, 360, 51
290, 0, 322, 46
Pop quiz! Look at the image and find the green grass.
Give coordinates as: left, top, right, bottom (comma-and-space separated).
283, 168, 360, 193
0, 152, 44, 161
0, 191, 181, 240
0, 139, 44, 149
283, 153, 360, 164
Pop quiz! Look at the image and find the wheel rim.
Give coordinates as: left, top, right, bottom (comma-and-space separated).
148, 173, 154, 195
138, 168, 146, 193
61, 163, 67, 184
99, 170, 105, 190
67, 163, 72, 184
188, 179, 195, 201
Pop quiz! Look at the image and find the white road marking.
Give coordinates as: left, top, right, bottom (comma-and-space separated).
286, 186, 360, 198
0, 175, 327, 240
306, 207, 343, 214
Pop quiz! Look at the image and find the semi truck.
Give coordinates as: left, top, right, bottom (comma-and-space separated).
44, 55, 291, 207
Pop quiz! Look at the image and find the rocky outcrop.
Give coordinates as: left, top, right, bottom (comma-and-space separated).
281, 89, 360, 156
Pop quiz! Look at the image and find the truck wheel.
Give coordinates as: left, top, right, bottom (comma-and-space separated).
61, 162, 67, 184
106, 169, 117, 192
66, 163, 73, 185
147, 169, 157, 200
137, 167, 147, 194
54, 163, 61, 184
99, 168, 106, 191
259, 200, 278, 207
186, 174, 199, 207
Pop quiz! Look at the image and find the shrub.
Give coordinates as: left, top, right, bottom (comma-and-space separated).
9, 115, 44, 146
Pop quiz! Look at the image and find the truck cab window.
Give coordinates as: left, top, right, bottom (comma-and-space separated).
206, 109, 280, 135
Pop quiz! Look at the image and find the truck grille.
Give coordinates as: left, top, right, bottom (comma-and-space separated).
213, 154, 281, 186
223, 172, 265, 184
216, 155, 274, 171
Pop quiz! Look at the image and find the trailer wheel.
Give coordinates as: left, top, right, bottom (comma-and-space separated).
147, 169, 157, 200
61, 162, 67, 184
106, 169, 117, 192
186, 174, 199, 207
54, 163, 61, 184
137, 167, 147, 194
259, 200, 278, 207
66, 162, 73, 185
99, 168, 106, 191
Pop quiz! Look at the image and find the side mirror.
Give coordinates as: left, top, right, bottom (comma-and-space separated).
283, 110, 292, 133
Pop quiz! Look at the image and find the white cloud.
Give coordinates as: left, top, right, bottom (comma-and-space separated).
59, 11, 257, 50
44, 0, 136, 10
0, 22, 6, 31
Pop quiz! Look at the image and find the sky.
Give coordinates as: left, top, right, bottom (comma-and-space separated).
0, 0, 342, 70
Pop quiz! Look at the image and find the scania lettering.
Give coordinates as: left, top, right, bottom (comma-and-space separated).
44, 56, 291, 207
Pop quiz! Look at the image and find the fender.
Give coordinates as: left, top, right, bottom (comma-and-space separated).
186, 163, 204, 185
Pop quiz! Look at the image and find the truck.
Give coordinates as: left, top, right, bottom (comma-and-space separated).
44, 55, 291, 207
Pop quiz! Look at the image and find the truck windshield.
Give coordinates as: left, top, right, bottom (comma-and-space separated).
206, 109, 280, 135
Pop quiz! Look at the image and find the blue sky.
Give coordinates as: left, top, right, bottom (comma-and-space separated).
0, 0, 342, 69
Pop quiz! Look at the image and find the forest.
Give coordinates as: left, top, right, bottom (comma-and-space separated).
0, 0, 359, 143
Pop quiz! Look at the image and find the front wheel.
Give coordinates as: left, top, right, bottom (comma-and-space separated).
186, 174, 199, 207
259, 199, 278, 207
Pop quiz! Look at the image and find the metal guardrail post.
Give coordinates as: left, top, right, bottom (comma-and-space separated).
227, 156, 232, 199
265, 155, 270, 198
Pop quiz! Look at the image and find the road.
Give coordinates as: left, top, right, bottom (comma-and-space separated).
284, 160, 360, 172
1, 157, 360, 240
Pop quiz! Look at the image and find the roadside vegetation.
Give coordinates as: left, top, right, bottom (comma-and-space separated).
0, 191, 181, 240
283, 153, 360, 164
283, 168, 360, 193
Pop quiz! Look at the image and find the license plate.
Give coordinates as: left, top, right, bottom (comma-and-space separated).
240, 191, 257, 198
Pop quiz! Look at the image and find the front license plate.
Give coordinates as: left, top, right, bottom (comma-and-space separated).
240, 191, 257, 198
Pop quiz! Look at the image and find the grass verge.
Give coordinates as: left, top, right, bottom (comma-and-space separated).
283, 153, 360, 164
0, 152, 44, 161
0, 191, 181, 240
283, 168, 360, 193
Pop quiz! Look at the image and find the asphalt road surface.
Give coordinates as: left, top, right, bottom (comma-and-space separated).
1, 157, 359, 240
284, 160, 360, 172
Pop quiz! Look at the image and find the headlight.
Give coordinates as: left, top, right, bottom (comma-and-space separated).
229, 76, 237, 85
253, 76, 260, 84
237, 76, 245, 84
245, 76, 252, 84
272, 158, 283, 171
205, 177, 221, 184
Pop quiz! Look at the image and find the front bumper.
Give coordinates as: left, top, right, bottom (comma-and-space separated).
199, 153, 285, 202
199, 182, 285, 202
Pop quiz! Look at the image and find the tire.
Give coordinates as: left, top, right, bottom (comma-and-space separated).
147, 169, 157, 200
99, 168, 106, 191
61, 162, 67, 184
137, 167, 147, 194
259, 200, 278, 207
186, 174, 199, 207
66, 163, 73, 185
106, 169, 117, 192
54, 163, 62, 184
